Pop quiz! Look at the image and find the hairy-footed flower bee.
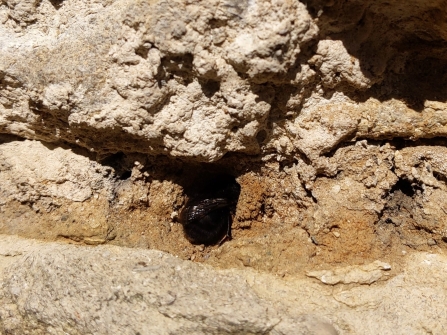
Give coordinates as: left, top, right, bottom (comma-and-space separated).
179, 174, 240, 245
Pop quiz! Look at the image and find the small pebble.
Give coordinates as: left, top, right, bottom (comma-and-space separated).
333, 232, 340, 238
427, 238, 437, 246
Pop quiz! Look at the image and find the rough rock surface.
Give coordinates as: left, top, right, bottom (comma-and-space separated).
1, 0, 447, 333
0, 0, 446, 162
0, 139, 115, 244
0, 140, 114, 209
0, 235, 337, 335
1, 234, 446, 335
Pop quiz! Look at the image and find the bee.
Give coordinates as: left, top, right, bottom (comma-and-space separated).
179, 175, 240, 246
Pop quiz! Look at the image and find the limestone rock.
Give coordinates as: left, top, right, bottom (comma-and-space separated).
0, 0, 316, 162
1, 0, 446, 163
0, 140, 114, 210
0, 140, 114, 244
1, 235, 447, 335
0, 235, 336, 335
306, 260, 391, 285
1, 0, 447, 333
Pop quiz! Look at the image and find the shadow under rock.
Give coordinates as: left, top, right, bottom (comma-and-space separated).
302, 0, 447, 111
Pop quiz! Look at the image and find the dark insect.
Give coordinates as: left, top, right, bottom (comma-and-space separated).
179, 174, 240, 246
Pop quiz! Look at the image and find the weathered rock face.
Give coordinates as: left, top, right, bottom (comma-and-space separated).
1, 234, 446, 335
1, 0, 447, 333
1, 0, 446, 162
2, 0, 317, 162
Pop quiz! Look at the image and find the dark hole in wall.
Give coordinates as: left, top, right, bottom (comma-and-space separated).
200, 80, 221, 98
208, 18, 227, 29
157, 53, 194, 88
256, 129, 267, 144
119, 170, 132, 180
160, 53, 194, 75
101, 152, 132, 180
48, 0, 64, 9
390, 178, 416, 197
0, 133, 25, 144
135, 45, 149, 59
433, 171, 447, 185
377, 177, 419, 228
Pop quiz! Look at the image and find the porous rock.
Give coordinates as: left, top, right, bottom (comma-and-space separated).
1, 0, 447, 333
0, 140, 114, 208
0, 0, 446, 163
1, 235, 447, 335
0, 234, 335, 335
306, 260, 391, 285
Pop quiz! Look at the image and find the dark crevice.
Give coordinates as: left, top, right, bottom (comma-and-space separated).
199, 79, 221, 98
376, 176, 417, 225
208, 18, 227, 29
48, 0, 64, 9
101, 152, 132, 180
135, 45, 149, 59
433, 171, 447, 186
256, 129, 267, 144
28, 99, 71, 125
414, 225, 435, 235
259, 203, 266, 216
278, 158, 297, 172
156, 53, 194, 88
391, 178, 415, 197
0, 133, 25, 144
119, 170, 132, 180
304, 187, 318, 204
160, 53, 194, 76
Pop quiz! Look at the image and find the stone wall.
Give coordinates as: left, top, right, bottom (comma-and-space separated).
1, 0, 447, 333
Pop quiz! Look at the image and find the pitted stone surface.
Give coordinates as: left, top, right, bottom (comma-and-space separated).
1, 235, 447, 335
0, 140, 114, 210
1, 1, 447, 334
0, 235, 336, 335
1, 0, 447, 162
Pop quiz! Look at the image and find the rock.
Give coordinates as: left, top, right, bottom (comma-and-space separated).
0, 0, 446, 163
0, 140, 115, 244
0, 140, 114, 208
1, 0, 447, 333
306, 260, 392, 285
1, 235, 447, 334
0, 0, 316, 162
0, 235, 335, 335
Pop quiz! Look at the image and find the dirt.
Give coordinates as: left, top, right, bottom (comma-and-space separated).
1, 149, 445, 278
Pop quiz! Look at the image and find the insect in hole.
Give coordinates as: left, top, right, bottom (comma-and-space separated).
179, 175, 240, 246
